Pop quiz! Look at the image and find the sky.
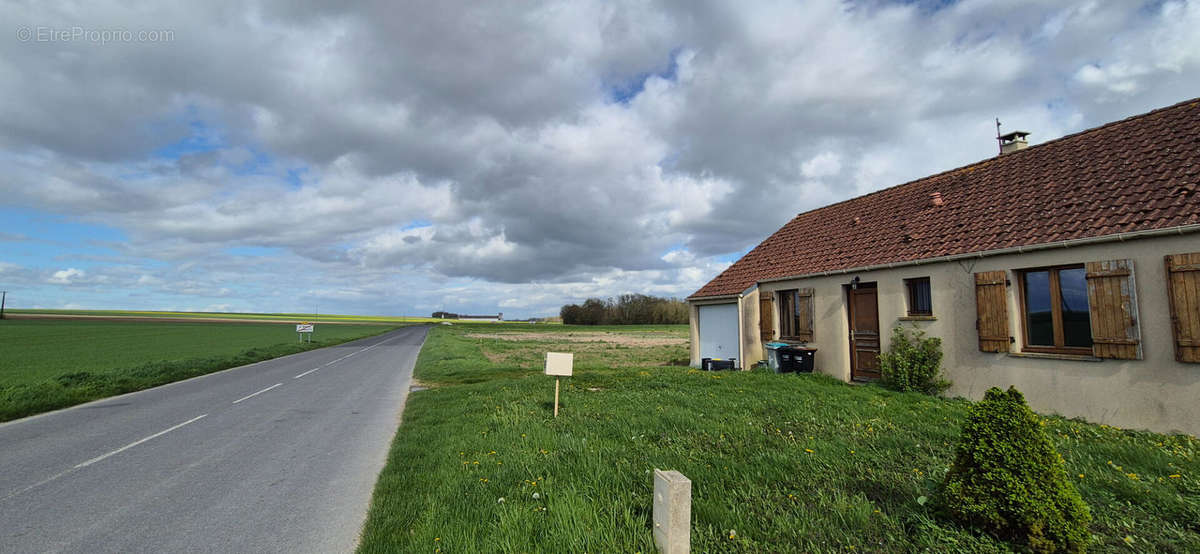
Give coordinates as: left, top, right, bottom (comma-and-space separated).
1, 0, 1198, 319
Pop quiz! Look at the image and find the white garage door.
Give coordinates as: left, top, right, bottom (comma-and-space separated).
698, 303, 739, 364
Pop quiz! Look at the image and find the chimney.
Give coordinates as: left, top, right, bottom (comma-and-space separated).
998, 131, 1030, 155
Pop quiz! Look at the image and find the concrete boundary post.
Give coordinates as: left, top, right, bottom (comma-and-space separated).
653, 469, 691, 554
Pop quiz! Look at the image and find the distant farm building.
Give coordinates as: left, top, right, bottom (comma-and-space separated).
432, 312, 503, 321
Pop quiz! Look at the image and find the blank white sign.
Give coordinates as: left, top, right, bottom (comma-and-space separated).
544, 352, 573, 376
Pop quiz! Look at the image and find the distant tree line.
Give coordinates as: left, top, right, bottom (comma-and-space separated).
559, 294, 688, 325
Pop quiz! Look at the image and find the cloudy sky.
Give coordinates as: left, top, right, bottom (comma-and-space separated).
1, 0, 1198, 318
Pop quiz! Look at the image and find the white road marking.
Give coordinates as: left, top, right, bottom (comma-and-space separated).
232, 383, 283, 404
294, 367, 321, 379
1, 330, 411, 502
321, 341, 386, 368
74, 414, 209, 470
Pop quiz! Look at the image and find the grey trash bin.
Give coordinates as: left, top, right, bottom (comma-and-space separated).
765, 342, 790, 372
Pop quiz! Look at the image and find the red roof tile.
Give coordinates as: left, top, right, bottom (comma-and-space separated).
690, 98, 1200, 299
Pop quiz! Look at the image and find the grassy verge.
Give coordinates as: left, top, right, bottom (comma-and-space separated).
359, 323, 1198, 553
0, 319, 401, 421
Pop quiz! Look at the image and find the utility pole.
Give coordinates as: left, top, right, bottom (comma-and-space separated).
1, 290, 6, 320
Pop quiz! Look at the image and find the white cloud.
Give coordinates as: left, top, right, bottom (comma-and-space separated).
1, 1, 1198, 316
801, 152, 842, 179
48, 268, 86, 285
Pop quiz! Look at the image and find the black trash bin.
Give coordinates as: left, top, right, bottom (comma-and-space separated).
701, 357, 736, 371
781, 347, 816, 373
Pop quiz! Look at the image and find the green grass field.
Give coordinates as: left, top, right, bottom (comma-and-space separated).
6, 308, 451, 325
358, 323, 1198, 553
0, 318, 400, 421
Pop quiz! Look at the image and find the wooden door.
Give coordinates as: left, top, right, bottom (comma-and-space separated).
759, 296, 774, 342
848, 284, 880, 381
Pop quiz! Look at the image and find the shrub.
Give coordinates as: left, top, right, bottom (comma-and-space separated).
938, 387, 1092, 553
878, 325, 949, 394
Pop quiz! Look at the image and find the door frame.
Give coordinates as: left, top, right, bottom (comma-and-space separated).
846, 282, 880, 382
696, 302, 740, 365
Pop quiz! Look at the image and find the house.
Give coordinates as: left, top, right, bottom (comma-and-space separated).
687, 98, 1200, 436
432, 312, 504, 321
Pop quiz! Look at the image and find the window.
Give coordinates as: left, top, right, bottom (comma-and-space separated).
1019, 265, 1092, 354
777, 288, 814, 342
905, 277, 932, 316
978, 260, 1140, 359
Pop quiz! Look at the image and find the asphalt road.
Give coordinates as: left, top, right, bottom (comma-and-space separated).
0, 325, 428, 554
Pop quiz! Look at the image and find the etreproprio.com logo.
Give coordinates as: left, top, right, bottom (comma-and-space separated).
16, 26, 175, 44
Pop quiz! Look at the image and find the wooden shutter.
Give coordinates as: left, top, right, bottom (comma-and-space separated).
974, 271, 1010, 352
1085, 259, 1142, 360
795, 288, 814, 342
1166, 253, 1200, 363
759, 296, 774, 341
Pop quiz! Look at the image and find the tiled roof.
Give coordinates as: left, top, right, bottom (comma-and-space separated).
690, 98, 1200, 299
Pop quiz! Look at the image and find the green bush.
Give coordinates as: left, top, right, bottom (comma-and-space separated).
938, 387, 1092, 553
878, 325, 948, 394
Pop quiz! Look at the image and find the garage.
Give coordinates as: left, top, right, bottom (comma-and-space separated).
697, 303, 740, 367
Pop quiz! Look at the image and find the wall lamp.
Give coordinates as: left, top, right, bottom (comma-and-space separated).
850, 276, 860, 290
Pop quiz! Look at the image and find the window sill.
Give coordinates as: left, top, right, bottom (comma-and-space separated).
1008, 352, 1102, 363
898, 315, 936, 321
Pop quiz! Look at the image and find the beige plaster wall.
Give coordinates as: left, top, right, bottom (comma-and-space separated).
688, 302, 701, 367
739, 287, 763, 369
756, 233, 1200, 437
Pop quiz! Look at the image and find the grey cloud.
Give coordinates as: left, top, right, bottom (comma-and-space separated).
1, 0, 1198, 314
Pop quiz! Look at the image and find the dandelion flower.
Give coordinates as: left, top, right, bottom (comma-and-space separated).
532, 492, 541, 499
728, 529, 736, 539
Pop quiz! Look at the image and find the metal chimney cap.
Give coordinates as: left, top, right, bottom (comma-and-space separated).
998, 131, 1030, 142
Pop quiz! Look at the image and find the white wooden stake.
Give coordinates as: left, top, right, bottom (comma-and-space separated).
554, 377, 560, 417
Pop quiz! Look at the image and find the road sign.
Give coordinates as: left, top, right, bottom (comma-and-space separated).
297, 323, 314, 333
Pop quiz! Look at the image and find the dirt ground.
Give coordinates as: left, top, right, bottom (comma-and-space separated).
464, 331, 687, 347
